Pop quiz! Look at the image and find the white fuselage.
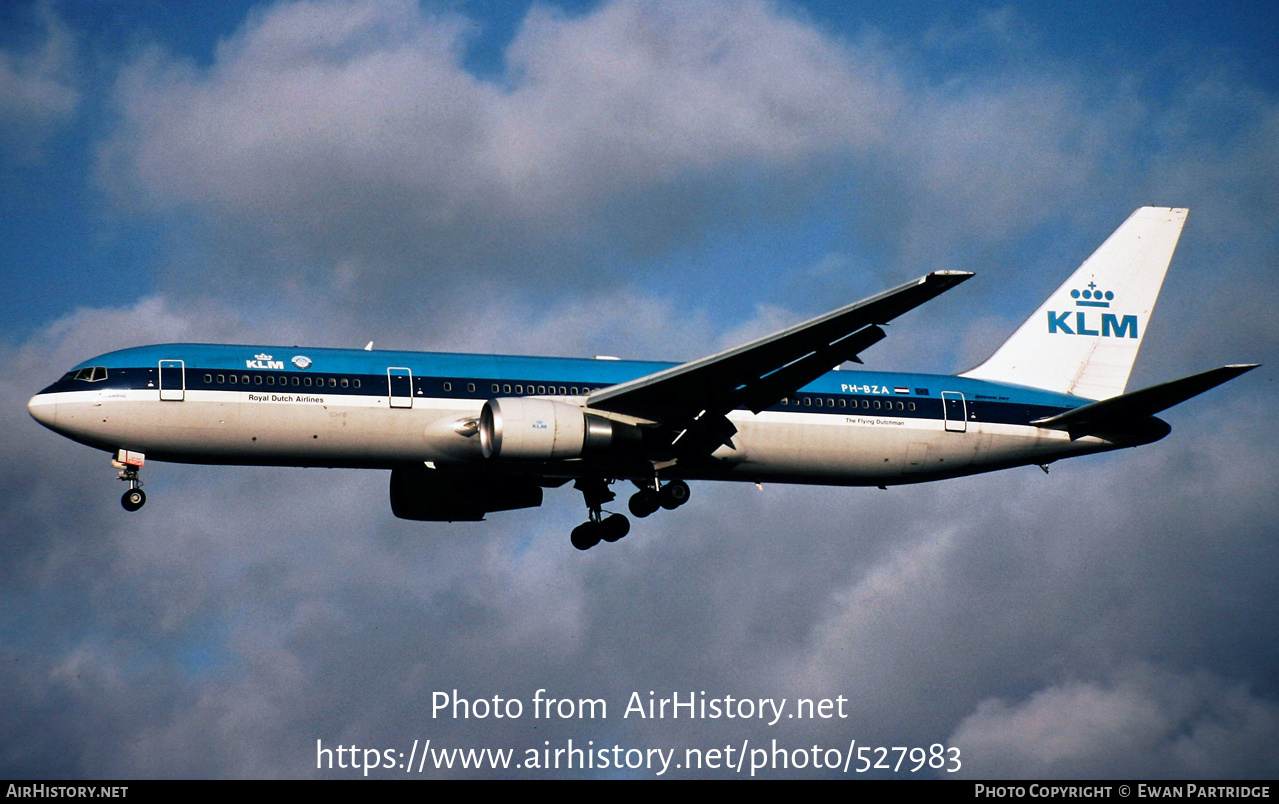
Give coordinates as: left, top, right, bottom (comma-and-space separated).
29, 379, 1111, 486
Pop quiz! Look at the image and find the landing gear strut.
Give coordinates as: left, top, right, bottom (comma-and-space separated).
113, 449, 147, 512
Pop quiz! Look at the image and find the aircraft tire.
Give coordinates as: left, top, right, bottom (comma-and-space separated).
121, 488, 146, 512
629, 489, 660, 518
571, 522, 601, 551
600, 513, 630, 542
659, 480, 690, 510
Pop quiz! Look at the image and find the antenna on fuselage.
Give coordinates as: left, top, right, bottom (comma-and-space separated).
364, 341, 374, 351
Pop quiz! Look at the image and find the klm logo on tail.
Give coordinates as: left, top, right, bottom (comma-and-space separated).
1047, 283, 1138, 338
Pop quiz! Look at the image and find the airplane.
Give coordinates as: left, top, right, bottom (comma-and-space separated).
28, 207, 1257, 550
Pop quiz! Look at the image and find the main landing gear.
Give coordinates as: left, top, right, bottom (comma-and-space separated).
570, 478, 629, 550
570, 477, 691, 551
113, 449, 147, 512
627, 478, 689, 518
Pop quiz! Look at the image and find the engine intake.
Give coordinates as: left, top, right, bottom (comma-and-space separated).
479, 397, 627, 460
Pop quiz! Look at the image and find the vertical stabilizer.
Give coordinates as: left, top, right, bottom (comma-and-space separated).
961, 207, 1188, 400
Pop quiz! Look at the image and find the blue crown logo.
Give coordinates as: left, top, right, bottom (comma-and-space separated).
1070, 282, 1113, 308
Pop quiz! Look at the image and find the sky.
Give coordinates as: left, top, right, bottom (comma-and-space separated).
2, 0, 1277, 779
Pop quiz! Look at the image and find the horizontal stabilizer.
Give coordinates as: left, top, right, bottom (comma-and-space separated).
1031, 364, 1259, 438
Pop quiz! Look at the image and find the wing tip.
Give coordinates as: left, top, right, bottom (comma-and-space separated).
926, 270, 975, 288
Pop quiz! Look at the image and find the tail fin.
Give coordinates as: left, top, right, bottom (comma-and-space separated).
962, 207, 1188, 400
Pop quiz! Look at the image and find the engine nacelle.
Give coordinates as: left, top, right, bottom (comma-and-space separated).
479, 397, 621, 460
389, 465, 543, 521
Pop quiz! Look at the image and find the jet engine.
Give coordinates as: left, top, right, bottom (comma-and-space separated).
479, 398, 632, 460
389, 465, 543, 521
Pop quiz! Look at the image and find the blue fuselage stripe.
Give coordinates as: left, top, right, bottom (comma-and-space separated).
42, 343, 1083, 428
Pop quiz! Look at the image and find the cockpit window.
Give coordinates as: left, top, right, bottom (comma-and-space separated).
62, 367, 108, 382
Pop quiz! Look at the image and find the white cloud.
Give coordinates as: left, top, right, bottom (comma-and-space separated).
91, 0, 1164, 335
0, 1, 79, 162
951, 668, 1279, 778
104, 0, 894, 221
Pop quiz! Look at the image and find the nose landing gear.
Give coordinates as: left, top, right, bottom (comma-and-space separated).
113, 449, 147, 512
121, 486, 146, 512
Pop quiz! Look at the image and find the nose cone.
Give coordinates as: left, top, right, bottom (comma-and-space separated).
27, 393, 58, 430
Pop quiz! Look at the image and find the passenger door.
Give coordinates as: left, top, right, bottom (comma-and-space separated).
159, 359, 185, 401
388, 367, 413, 408
942, 391, 966, 433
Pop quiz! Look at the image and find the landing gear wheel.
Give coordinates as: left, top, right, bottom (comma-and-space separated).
629, 489, 660, 518
121, 488, 147, 512
659, 479, 690, 510
571, 521, 601, 551
600, 513, 630, 542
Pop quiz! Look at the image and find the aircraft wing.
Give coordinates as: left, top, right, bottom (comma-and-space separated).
1031, 363, 1259, 439
587, 271, 973, 454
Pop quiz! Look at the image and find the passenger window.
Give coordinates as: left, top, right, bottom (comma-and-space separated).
443, 382, 452, 392
467, 383, 475, 393
503, 384, 512, 393
304, 377, 312, 387
217, 374, 225, 383
267, 375, 275, 385
341, 378, 349, 388
329, 378, 336, 387
537, 385, 546, 395
230, 375, 237, 384
204, 374, 212, 384
353, 379, 360, 389
255, 375, 262, 385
